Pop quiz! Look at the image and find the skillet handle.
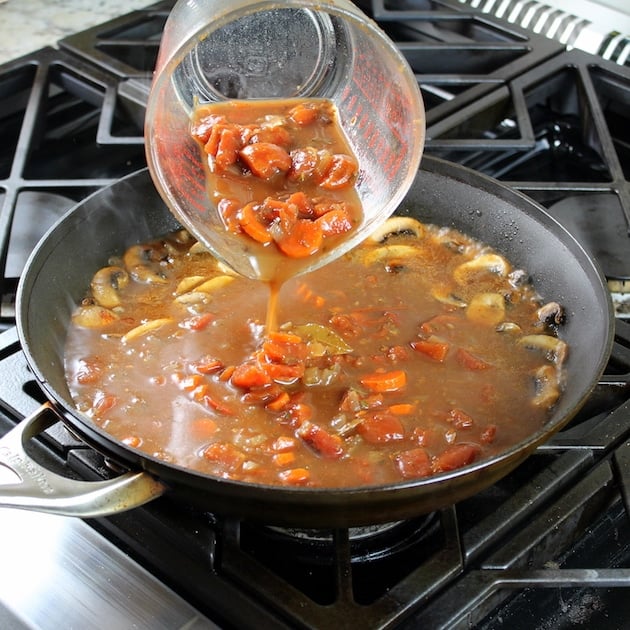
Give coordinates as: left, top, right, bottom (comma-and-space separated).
0, 402, 166, 517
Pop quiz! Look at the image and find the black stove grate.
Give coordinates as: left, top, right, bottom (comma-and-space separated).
1, 1, 630, 628
426, 47, 630, 293
0, 48, 147, 322
58, 0, 563, 126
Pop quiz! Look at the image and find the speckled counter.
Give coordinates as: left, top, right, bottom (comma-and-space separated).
0, 0, 157, 64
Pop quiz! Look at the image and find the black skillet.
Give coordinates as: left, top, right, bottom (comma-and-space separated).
2, 156, 614, 527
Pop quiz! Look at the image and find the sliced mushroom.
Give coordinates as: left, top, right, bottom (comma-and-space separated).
431, 285, 467, 308
367, 217, 425, 243
531, 364, 561, 408
123, 244, 169, 285
175, 276, 208, 296
174, 292, 211, 306
194, 275, 235, 293
518, 334, 568, 366
71, 304, 119, 328
496, 321, 522, 334
90, 266, 129, 308
536, 302, 565, 327
453, 253, 510, 286
361, 244, 420, 267
466, 293, 506, 326
121, 318, 174, 344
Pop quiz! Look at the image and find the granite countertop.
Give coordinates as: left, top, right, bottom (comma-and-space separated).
0, 0, 157, 65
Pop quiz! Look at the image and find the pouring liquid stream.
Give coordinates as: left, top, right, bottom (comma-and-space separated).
190, 97, 365, 336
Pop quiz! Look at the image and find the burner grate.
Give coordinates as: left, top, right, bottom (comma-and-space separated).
425, 48, 630, 290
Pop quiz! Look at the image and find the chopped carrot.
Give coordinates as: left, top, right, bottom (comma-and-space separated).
230, 363, 272, 389
315, 205, 354, 236
265, 391, 291, 411
388, 403, 416, 415
122, 435, 142, 448
276, 219, 324, 258
202, 442, 245, 471
456, 348, 492, 370
239, 142, 291, 178
288, 102, 321, 125
278, 467, 311, 485
273, 452, 297, 467
411, 338, 450, 362
190, 418, 218, 439
318, 154, 358, 189
239, 202, 273, 244
360, 369, 407, 393
215, 126, 242, 171
269, 436, 298, 453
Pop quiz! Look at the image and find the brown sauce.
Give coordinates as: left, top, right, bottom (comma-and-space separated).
64, 218, 568, 488
190, 98, 363, 284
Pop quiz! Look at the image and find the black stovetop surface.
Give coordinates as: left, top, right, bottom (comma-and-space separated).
1, 1, 630, 628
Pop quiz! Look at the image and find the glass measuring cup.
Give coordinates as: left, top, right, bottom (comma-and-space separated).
145, 0, 425, 281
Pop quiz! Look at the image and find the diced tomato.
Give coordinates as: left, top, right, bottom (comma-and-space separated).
393, 447, 432, 479
360, 369, 407, 393
250, 125, 291, 146
191, 356, 224, 374
432, 444, 479, 473
74, 357, 103, 385
181, 312, 215, 331
92, 392, 118, 418
410, 338, 450, 362
262, 331, 308, 363
449, 408, 474, 429
456, 348, 492, 370
358, 412, 405, 444
288, 147, 320, 182
286, 401, 313, 428
297, 421, 344, 458
480, 424, 497, 444
239, 142, 292, 178
286, 191, 313, 217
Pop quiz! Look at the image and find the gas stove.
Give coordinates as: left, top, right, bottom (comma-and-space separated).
1, 1, 630, 628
